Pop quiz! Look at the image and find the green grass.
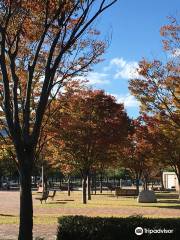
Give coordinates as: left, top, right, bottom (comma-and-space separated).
0, 215, 58, 224
1, 191, 180, 225
0, 215, 19, 224
35, 191, 180, 209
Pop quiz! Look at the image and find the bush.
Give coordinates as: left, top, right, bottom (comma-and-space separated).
57, 215, 180, 240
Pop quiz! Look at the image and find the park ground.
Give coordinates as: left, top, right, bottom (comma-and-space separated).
0, 190, 180, 239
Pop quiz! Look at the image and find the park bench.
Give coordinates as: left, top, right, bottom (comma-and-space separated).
115, 188, 138, 198
36, 190, 49, 203
48, 190, 56, 200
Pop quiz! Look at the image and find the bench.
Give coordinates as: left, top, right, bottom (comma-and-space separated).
36, 190, 49, 203
48, 190, 56, 200
115, 188, 138, 198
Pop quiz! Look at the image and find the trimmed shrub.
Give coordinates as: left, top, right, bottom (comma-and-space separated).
57, 215, 180, 240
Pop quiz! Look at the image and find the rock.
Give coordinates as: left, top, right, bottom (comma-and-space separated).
137, 190, 157, 203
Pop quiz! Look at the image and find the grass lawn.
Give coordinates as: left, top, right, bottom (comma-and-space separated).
0, 190, 180, 225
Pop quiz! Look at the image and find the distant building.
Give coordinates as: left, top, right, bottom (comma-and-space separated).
163, 172, 179, 191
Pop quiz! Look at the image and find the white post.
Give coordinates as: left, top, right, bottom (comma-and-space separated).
120, 179, 122, 188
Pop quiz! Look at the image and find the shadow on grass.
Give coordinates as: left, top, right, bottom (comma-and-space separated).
91, 193, 113, 196
136, 199, 180, 209
156, 194, 178, 199
47, 201, 67, 205
157, 205, 180, 209
56, 199, 75, 202
0, 214, 16, 217
108, 195, 138, 199
158, 199, 180, 204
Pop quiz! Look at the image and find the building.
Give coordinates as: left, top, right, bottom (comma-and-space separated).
163, 172, 179, 191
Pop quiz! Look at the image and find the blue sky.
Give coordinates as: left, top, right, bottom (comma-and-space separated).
87, 0, 179, 118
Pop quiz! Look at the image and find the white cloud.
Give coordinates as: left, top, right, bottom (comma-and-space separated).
110, 58, 126, 68
111, 93, 140, 108
75, 57, 141, 85
86, 72, 110, 85
110, 57, 140, 80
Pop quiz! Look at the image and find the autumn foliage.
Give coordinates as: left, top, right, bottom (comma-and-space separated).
129, 17, 180, 130
44, 84, 131, 203
0, 1, 118, 239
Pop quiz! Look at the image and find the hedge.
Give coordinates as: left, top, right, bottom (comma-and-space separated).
57, 215, 180, 240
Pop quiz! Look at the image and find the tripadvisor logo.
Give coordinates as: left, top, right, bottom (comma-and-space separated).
135, 227, 143, 235
135, 227, 174, 235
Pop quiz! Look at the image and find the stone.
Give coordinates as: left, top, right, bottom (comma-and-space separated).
137, 190, 157, 203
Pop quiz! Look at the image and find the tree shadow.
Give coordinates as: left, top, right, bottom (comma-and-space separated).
47, 201, 67, 205
56, 199, 75, 202
46, 199, 75, 204
108, 195, 137, 199
137, 199, 180, 209
158, 200, 180, 204
156, 194, 178, 199
0, 213, 16, 217
157, 205, 180, 209
92, 193, 113, 196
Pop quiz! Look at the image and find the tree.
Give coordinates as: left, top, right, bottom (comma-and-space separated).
50, 87, 131, 203
157, 128, 180, 196
0, 127, 17, 183
0, 1, 118, 238
121, 118, 158, 194
129, 17, 180, 130
0, 145, 17, 186
144, 115, 180, 197
129, 17, 180, 195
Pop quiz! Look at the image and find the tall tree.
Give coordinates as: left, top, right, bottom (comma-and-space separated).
129, 17, 180, 129
121, 118, 157, 194
144, 115, 180, 197
50, 87, 131, 203
0, 1, 118, 239
129, 17, 180, 195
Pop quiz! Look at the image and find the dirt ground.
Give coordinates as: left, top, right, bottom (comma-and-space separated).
0, 190, 180, 239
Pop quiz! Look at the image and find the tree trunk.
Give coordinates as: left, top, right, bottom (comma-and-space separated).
151, 181, 154, 189
94, 172, 97, 195
82, 175, 87, 204
136, 178, 140, 195
160, 172, 165, 190
118, 178, 121, 187
87, 173, 91, 200
144, 178, 148, 190
59, 178, 61, 188
18, 162, 33, 240
100, 172, 103, 194
67, 175, 71, 196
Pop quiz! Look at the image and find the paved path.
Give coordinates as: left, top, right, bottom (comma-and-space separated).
0, 191, 57, 239
0, 224, 57, 240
